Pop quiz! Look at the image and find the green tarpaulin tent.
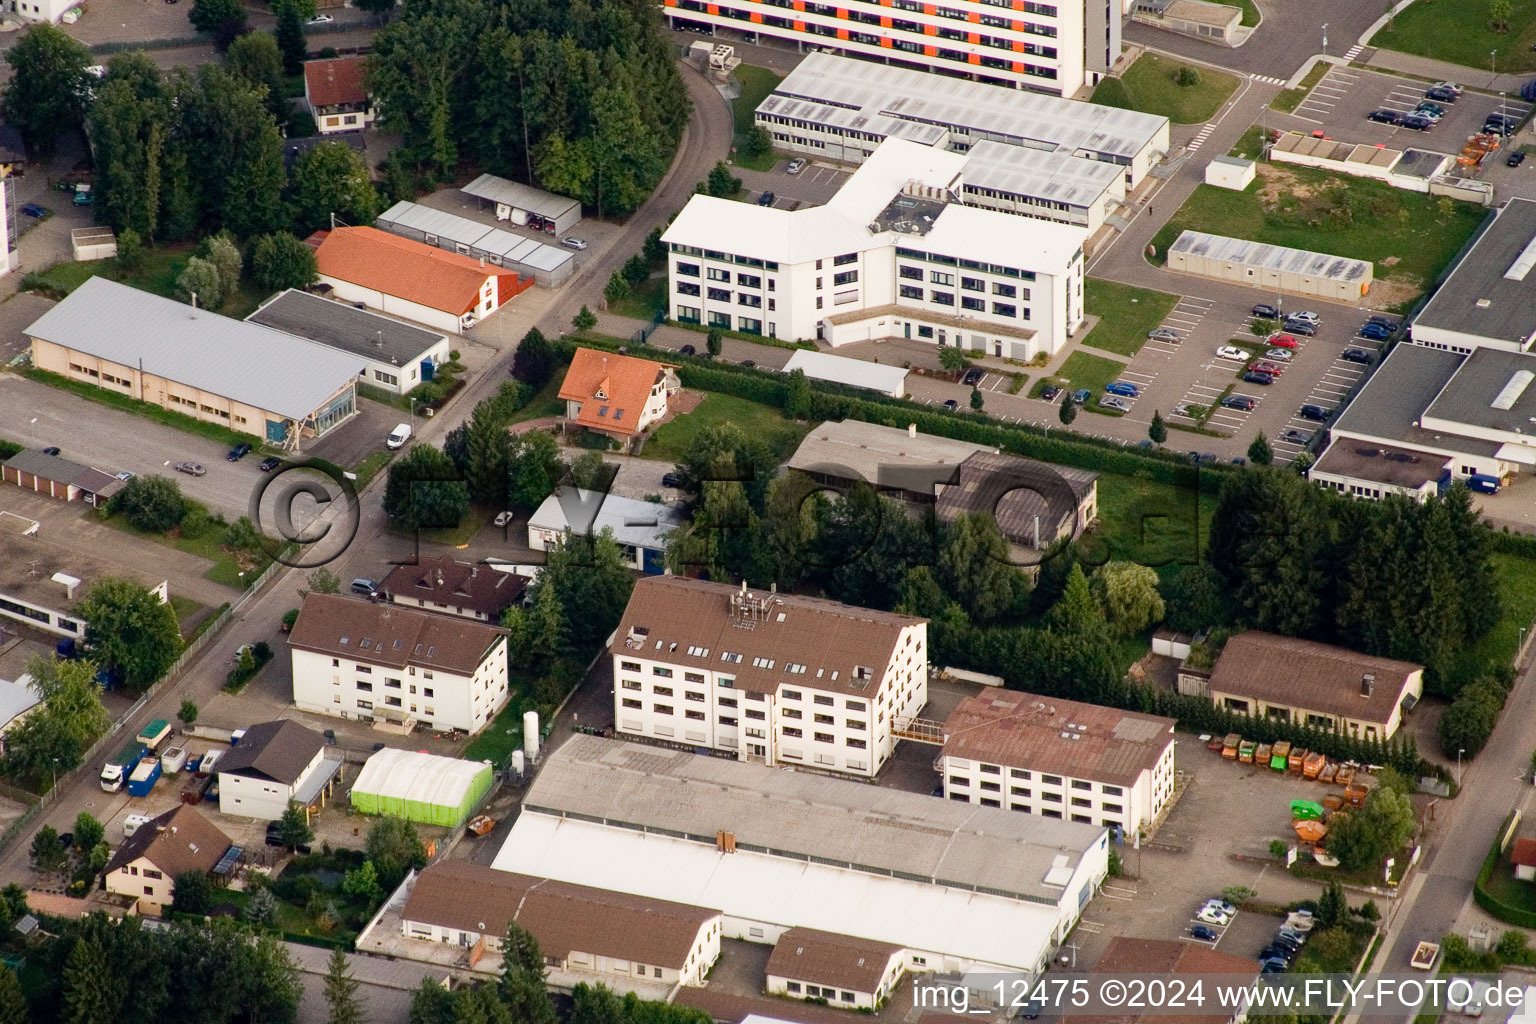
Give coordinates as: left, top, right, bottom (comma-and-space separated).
350, 748, 493, 827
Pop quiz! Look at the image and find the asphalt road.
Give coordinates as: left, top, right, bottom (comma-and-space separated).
1124, 0, 1382, 79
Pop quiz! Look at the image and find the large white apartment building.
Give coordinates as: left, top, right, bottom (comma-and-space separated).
668, 0, 1120, 97
663, 138, 1086, 357
939, 688, 1176, 836
612, 577, 928, 779
757, 53, 1170, 187
289, 594, 510, 735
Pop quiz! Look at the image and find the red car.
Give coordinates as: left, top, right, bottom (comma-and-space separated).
1268, 333, 1299, 348
1254, 361, 1286, 376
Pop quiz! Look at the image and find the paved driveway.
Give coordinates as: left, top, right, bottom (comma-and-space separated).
1290, 64, 1534, 146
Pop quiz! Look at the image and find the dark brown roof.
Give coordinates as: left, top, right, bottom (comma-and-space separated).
105, 805, 232, 878
941, 687, 1174, 786
1208, 631, 1423, 726
613, 577, 923, 698
765, 928, 901, 994
380, 557, 528, 619
1085, 938, 1258, 1024
289, 593, 507, 676
400, 861, 718, 968
214, 719, 324, 785
935, 451, 1097, 546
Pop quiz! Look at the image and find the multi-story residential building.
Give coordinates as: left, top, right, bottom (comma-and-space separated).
938, 688, 1175, 835
612, 576, 927, 779
662, 138, 1086, 357
302, 58, 373, 135
668, 0, 1120, 97
289, 594, 510, 735
757, 54, 1169, 187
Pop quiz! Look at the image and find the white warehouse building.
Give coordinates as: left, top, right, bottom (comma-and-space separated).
493, 735, 1111, 978
663, 138, 1087, 356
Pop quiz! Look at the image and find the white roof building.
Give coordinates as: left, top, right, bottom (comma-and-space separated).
527, 487, 688, 574
781, 350, 908, 398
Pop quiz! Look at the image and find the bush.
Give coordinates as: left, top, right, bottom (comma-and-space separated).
1175, 66, 1203, 87
113, 475, 189, 533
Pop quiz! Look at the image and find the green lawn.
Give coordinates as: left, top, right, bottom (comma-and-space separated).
1373, 0, 1536, 75
1091, 53, 1240, 125
1228, 124, 1268, 161
1147, 167, 1487, 297
508, 375, 566, 424
1447, 553, 1536, 686
167, 594, 207, 634
731, 64, 784, 172
30, 245, 270, 319
1053, 350, 1133, 415
608, 275, 667, 320
1270, 62, 1328, 114
643, 391, 811, 463
1081, 279, 1181, 357
351, 450, 394, 490
103, 516, 267, 590
24, 368, 265, 449
464, 687, 534, 764
1094, 472, 1210, 577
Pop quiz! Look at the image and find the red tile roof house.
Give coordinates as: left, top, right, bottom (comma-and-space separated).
302, 58, 373, 135
310, 226, 534, 336
557, 347, 681, 452
1512, 837, 1536, 882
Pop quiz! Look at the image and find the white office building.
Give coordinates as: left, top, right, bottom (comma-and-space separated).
668, 0, 1121, 97
663, 139, 1087, 357
757, 53, 1169, 187
612, 576, 928, 779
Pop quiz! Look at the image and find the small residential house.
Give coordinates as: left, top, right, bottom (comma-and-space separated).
311, 226, 534, 336
216, 719, 342, 821
527, 488, 688, 574
380, 555, 528, 623
390, 861, 723, 987
103, 805, 235, 916
1084, 938, 1258, 1024
1205, 631, 1424, 742
557, 348, 680, 451
302, 58, 372, 135
288, 593, 510, 735
765, 928, 904, 1010
1514, 838, 1536, 882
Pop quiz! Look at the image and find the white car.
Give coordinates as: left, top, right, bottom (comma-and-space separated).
1288, 311, 1321, 324
1216, 346, 1249, 361
60, 7, 80, 21
307, 13, 334, 23
786, 158, 806, 174
1263, 348, 1293, 361
562, 236, 588, 250
1196, 907, 1232, 926
1204, 898, 1237, 916
493, 511, 514, 527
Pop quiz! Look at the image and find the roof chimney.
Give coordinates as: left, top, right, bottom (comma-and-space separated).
1360, 673, 1375, 697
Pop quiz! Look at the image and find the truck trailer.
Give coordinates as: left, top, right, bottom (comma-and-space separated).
136, 719, 172, 752
101, 741, 147, 793
127, 757, 162, 797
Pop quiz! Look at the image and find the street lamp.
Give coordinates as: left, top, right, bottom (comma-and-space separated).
1321, 24, 1328, 56
1457, 747, 1465, 788
51, 757, 58, 797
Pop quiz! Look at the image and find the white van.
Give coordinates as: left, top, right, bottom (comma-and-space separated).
386, 423, 412, 449
123, 813, 154, 838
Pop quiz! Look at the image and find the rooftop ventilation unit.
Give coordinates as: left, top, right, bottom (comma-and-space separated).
1505, 234, 1536, 281
1492, 370, 1534, 411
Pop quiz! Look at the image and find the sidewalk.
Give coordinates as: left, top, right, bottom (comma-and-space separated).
1363, 48, 1531, 96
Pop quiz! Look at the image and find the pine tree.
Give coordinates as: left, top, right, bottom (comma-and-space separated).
63, 939, 114, 1024
465, 401, 511, 505
0, 963, 27, 1024
324, 947, 365, 1024
1247, 432, 1273, 466
499, 922, 557, 1024
1059, 396, 1076, 426
1149, 410, 1167, 445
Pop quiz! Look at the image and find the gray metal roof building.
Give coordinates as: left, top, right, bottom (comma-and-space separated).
1330, 343, 1499, 456
460, 173, 582, 234
1167, 230, 1373, 301
960, 141, 1126, 230
374, 201, 576, 287
1411, 198, 1536, 353
1424, 348, 1536, 435
246, 289, 448, 366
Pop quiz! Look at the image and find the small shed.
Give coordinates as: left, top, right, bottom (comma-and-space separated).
349, 748, 493, 828
1511, 837, 1536, 881
70, 227, 117, 262
1204, 155, 1255, 191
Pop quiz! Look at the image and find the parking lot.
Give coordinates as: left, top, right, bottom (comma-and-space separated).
738, 160, 852, 209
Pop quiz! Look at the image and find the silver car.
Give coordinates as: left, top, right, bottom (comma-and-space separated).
561, 236, 588, 250
786, 158, 806, 174
172, 461, 205, 477
1147, 328, 1180, 342
1263, 348, 1293, 361
1100, 395, 1132, 412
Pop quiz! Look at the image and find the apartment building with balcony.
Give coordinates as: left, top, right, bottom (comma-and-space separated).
938, 687, 1176, 835
611, 577, 927, 779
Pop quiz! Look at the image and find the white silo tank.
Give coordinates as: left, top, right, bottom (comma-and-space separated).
524, 711, 540, 761
511, 749, 525, 777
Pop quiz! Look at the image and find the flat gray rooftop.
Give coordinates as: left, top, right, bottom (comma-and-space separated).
962, 141, 1124, 210
524, 736, 1106, 905
1425, 347, 1536, 433
0, 528, 165, 611
1333, 344, 1502, 457
1414, 198, 1536, 346
1171, 230, 1371, 283
246, 290, 446, 365
1312, 439, 1449, 488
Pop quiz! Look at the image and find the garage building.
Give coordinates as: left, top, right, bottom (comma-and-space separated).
374, 202, 576, 288
1166, 230, 1373, 301
461, 173, 582, 236
350, 748, 493, 827
1, 448, 125, 507
25, 277, 364, 448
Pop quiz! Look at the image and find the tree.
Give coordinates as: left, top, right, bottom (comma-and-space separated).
642, 227, 667, 268
1160, 563, 1229, 633
274, 803, 314, 850
63, 937, 113, 1024
507, 431, 562, 511
569, 451, 610, 491
116, 229, 147, 275
0, 961, 28, 1024
1268, 839, 1287, 859
743, 124, 773, 158
1059, 396, 1076, 426
175, 257, 223, 309
275, 6, 307, 73
28, 657, 111, 749
365, 816, 427, 890
170, 870, 213, 915
1175, 66, 1203, 87
31, 826, 65, 872
76, 578, 182, 690
306, 568, 343, 595
572, 305, 598, 332
511, 328, 554, 387
1149, 410, 1167, 445
289, 140, 380, 233
1207, 469, 1330, 636
203, 234, 243, 298
340, 861, 381, 903
1315, 880, 1347, 929
225, 31, 288, 121
1248, 432, 1273, 466
499, 922, 557, 1024
970, 387, 984, 411
1498, 929, 1528, 962
1356, 899, 1381, 925
785, 368, 811, 419
2, 24, 92, 158
936, 512, 1028, 625
353, 0, 396, 16
1491, 0, 1514, 31
1326, 785, 1416, 872
189, 0, 246, 33
73, 812, 104, 856
1091, 562, 1166, 637
1438, 680, 1504, 758
604, 271, 630, 305
705, 161, 741, 198
250, 232, 319, 291
409, 979, 456, 1024
3, 705, 82, 787
324, 947, 365, 1024
621, 255, 650, 288
465, 400, 512, 505
706, 327, 723, 357
938, 346, 967, 372
245, 885, 279, 927
383, 444, 470, 531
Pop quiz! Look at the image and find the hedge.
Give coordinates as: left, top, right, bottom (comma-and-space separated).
1473, 812, 1536, 928
0, 439, 21, 461
1490, 530, 1536, 560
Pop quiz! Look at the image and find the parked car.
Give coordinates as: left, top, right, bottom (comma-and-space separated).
1511, 151, 1528, 167
962, 367, 984, 385
1359, 322, 1392, 340
1040, 385, 1062, 401
226, 442, 252, 461
1253, 362, 1286, 377
306, 12, 334, 22
1485, 114, 1518, 136
1242, 371, 1275, 386
1425, 86, 1459, 103
350, 578, 377, 596
662, 472, 681, 488
1173, 404, 1193, 418
1148, 327, 1181, 342
1070, 388, 1091, 405
1251, 303, 1280, 319
561, 236, 588, 250
1231, 457, 1248, 466
1264, 348, 1294, 361
20, 203, 47, 218
1364, 315, 1393, 328
172, 461, 205, 476
1268, 333, 1299, 347
1432, 81, 1464, 96
1191, 925, 1218, 941
1283, 320, 1318, 336
1282, 429, 1313, 444
1100, 395, 1133, 412
115, 471, 135, 482
1288, 311, 1321, 324
1341, 348, 1374, 364
786, 158, 806, 174
1299, 404, 1331, 421
1414, 101, 1446, 119
679, 344, 696, 356
757, 191, 776, 207
1104, 381, 1140, 398
41, 446, 60, 456
740, 359, 756, 368
1216, 346, 1249, 361
493, 511, 514, 527
1367, 109, 1401, 125
1400, 115, 1436, 132
1204, 898, 1238, 915
1220, 395, 1255, 411
258, 456, 281, 472
942, 398, 959, 411
1196, 907, 1232, 926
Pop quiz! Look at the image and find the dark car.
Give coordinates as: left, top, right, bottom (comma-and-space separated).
1341, 348, 1374, 364
1367, 109, 1401, 125
1104, 381, 1140, 398
1400, 115, 1435, 132
1364, 315, 1393, 328
662, 472, 681, 488
1070, 388, 1091, 405
41, 446, 60, 456
1197, 453, 1218, 465
1485, 115, 1519, 136
20, 203, 47, 218
58, 831, 73, 849
962, 367, 984, 386
1242, 371, 1275, 386
1283, 320, 1318, 336
1359, 322, 1391, 340
258, 456, 281, 472
1511, 151, 1528, 167
1282, 429, 1313, 444
679, 344, 696, 356
227, 442, 252, 461
1220, 395, 1255, 411
942, 399, 959, 411
757, 191, 776, 206
1425, 86, 1459, 103
1041, 385, 1062, 401
1231, 457, 1248, 466
1251, 303, 1280, 319
1191, 925, 1218, 941
1299, 404, 1331, 421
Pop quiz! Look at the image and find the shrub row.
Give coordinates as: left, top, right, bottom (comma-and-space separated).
1473, 813, 1536, 928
